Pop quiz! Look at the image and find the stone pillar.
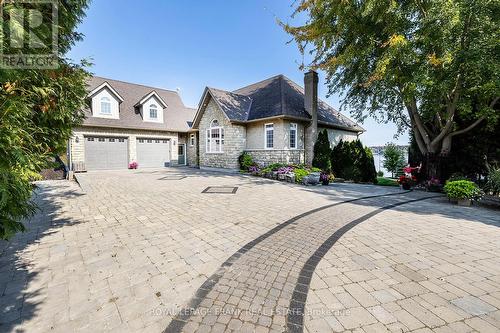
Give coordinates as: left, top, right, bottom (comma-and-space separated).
304, 70, 318, 166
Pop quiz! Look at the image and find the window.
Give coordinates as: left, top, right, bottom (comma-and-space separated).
100, 97, 111, 114
265, 123, 274, 149
289, 123, 297, 149
138, 139, 144, 143
147, 139, 152, 143
155, 139, 160, 143
109, 138, 115, 142
190, 134, 195, 146
118, 138, 124, 142
87, 137, 94, 141
178, 145, 184, 155
149, 104, 158, 119
163, 140, 168, 143
206, 119, 224, 153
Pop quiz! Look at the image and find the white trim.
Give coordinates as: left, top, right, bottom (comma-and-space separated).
264, 123, 274, 149
87, 82, 124, 102
206, 119, 224, 153
289, 122, 298, 149
136, 91, 168, 108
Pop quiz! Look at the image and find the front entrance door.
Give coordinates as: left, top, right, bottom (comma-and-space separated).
178, 144, 186, 165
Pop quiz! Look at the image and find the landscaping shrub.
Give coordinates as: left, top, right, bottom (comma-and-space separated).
238, 152, 255, 171
377, 170, 384, 177
293, 168, 310, 183
444, 180, 483, 200
331, 139, 376, 183
312, 129, 332, 172
484, 166, 500, 196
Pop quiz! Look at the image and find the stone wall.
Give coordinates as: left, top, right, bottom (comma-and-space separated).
70, 126, 179, 170
245, 149, 305, 166
187, 132, 199, 167
198, 99, 246, 170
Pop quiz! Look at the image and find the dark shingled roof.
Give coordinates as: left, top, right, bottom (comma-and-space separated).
82, 76, 196, 132
204, 75, 363, 132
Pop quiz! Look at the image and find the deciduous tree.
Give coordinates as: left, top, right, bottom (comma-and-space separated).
283, 0, 500, 179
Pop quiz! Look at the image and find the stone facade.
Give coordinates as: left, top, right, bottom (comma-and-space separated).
70, 126, 179, 170
198, 99, 246, 170
245, 149, 305, 166
187, 132, 199, 167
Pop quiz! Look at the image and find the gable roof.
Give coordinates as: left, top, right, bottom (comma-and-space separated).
82, 76, 196, 132
87, 81, 124, 102
194, 74, 364, 132
134, 90, 168, 109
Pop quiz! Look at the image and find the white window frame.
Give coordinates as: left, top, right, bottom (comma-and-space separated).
190, 134, 195, 146
289, 123, 297, 149
149, 104, 158, 119
264, 123, 274, 149
100, 96, 111, 114
206, 119, 224, 153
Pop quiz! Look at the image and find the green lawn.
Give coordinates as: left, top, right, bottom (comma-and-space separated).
376, 177, 399, 187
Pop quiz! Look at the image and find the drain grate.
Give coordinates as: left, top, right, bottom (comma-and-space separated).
158, 176, 186, 180
202, 186, 238, 194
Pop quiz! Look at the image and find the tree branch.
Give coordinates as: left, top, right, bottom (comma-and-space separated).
450, 116, 485, 137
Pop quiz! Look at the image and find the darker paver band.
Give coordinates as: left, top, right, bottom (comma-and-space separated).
164, 190, 411, 333
285, 195, 441, 332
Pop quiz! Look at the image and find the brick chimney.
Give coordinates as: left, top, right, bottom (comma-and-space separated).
304, 70, 318, 166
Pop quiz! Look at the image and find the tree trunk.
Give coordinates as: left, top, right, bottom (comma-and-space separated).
423, 153, 449, 181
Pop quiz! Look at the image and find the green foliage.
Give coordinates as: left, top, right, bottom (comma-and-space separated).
484, 166, 500, 196
312, 129, 332, 172
376, 177, 399, 187
377, 170, 384, 177
284, 0, 500, 170
238, 152, 255, 171
330, 139, 377, 183
444, 180, 483, 200
0, 1, 91, 239
383, 143, 406, 177
293, 168, 310, 183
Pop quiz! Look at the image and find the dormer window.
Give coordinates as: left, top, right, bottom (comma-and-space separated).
149, 104, 158, 119
100, 97, 111, 114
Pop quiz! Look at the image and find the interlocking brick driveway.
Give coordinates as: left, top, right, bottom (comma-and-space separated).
0, 168, 498, 333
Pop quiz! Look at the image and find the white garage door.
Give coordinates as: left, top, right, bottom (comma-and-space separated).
136, 138, 170, 168
85, 136, 128, 170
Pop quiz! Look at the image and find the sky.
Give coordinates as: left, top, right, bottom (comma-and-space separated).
68, 0, 409, 147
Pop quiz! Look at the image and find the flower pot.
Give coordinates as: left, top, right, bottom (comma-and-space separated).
322, 180, 330, 186
457, 199, 472, 207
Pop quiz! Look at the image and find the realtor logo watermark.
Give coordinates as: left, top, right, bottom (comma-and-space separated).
0, 0, 58, 69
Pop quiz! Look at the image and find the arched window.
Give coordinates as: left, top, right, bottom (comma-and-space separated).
100, 96, 111, 114
149, 104, 158, 119
206, 119, 224, 153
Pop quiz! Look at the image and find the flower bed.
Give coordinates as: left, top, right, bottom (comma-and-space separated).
244, 162, 322, 185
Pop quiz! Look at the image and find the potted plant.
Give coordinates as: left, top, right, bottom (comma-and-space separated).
444, 180, 483, 206
320, 172, 334, 185
128, 161, 138, 169
398, 175, 416, 190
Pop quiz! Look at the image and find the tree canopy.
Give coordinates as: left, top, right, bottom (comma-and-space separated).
0, 0, 90, 239
284, 0, 499, 177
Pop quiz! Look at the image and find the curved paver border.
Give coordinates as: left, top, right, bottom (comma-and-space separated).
164, 190, 414, 333
286, 195, 441, 332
